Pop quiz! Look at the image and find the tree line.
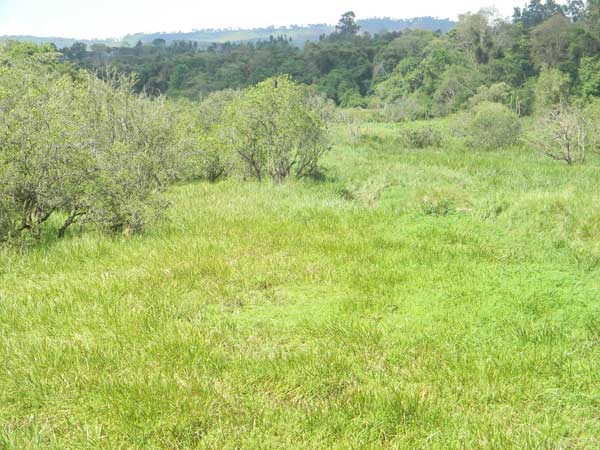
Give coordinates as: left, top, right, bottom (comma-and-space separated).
59, 2, 600, 115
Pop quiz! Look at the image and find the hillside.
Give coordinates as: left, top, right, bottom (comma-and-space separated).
1, 17, 455, 48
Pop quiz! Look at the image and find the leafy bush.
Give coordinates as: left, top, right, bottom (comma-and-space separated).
333, 108, 383, 124
74, 72, 181, 234
465, 102, 521, 150
172, 91, 240, 182
379, 95, 431, 122
579, 57, 600, 100
0, 44, 181, 242
197, 89, 240, 130
398, 126, 443, 148
582, 100, 600, 155
468, 82, 512, 108
221, 76, 329, 182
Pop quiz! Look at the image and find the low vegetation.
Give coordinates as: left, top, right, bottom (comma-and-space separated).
0, 45, 330, 243
0, 44, 182, 241
465, 101, 522, 150
2, 117, 600, 448
219, 77, 330, 182
2, 2, 600, 447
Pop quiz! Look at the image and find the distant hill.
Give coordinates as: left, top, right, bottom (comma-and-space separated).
0, 35, 121, 49
1, 17, 455, 49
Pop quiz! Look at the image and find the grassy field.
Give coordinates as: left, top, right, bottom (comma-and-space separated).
1, 121, 600, 449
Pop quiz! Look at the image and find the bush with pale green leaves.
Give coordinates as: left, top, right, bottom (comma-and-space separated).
220, 76, 330, 182
468, 82, 512, 108
465, 101, 521, 150
171, 91, 241, 183
398, 126, 443, 148
0, 43, 181, 242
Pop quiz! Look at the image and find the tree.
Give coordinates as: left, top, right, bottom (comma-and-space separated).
514, 0, 565, 28
453, 12, 494, 64
564, 0, 585, 21
585, 0, 600, 32
335, 12, 361, 37
530, 14, 576, 68
68, 42, 87, 59
373, 30, 436, 81
432, 66, 482, 116
534, 66, 571, 112
579, 56, 600, 98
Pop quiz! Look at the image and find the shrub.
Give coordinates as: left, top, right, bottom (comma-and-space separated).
380, 95, 431, 122
178, 86, 335, 184
334, 108, 382, 124
197, 89, 240, 130
221, 76, 329, 182
0, 44, 181, 241
0, 196, 17, 243
465, 101, 521, 150
468, 82, 512, 108
74, 72, 181, 234
398, 126, 443, 148
172, 91, 240, 182
303, 88, 337, 124
528, 105, 587, 164
0, 48, 87, 240
417, 186, 470, 216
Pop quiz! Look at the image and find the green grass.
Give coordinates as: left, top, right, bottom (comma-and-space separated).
1, 121, 600, 448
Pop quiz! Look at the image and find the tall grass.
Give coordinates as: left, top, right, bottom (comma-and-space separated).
1, 121, 600, 448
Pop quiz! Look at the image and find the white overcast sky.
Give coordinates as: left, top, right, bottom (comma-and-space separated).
0, 0, 543, 39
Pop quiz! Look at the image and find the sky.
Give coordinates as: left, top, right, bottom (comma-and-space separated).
0, 0, 535, 39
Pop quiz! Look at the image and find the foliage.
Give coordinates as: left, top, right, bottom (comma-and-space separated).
453, 12, 495, 64
4, 121, 600, 448
53, 5, 600, 115
528, 105, 587, 164
220, 76, 329, 182
431, 66, 483, 116
172, 90, 241, 182
579, 56, 600, 99
378, 94, 431, 121
582, 99, 600, 153
398, 125, 443, 148
530, 14, 577, 68
335, 11, 361, 37
0, 44, 180, 241
465, 101, 522, 150
468, 82, 513, 107
533, 66, 571, 112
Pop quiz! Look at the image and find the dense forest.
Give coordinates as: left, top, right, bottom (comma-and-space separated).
57, 2, 600, 113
